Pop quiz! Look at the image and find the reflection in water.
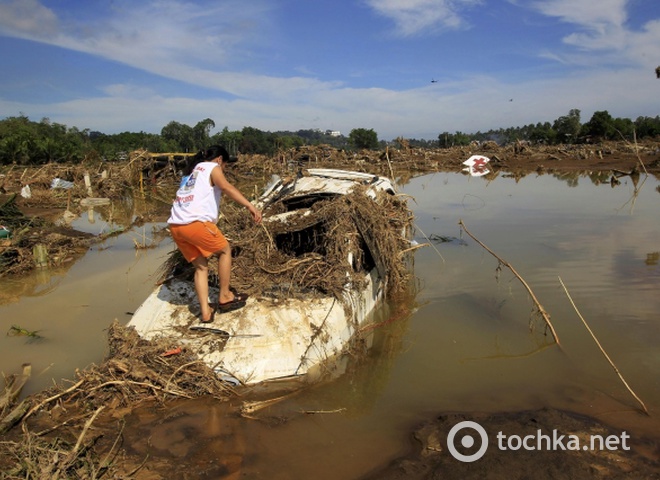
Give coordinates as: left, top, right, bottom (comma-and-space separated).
118, 400, 247, 478
292, 289, 418, 416
0, 268, 68, 306
1, 172, 660, 478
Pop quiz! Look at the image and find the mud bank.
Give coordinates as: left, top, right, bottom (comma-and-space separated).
362, 409, 659, 479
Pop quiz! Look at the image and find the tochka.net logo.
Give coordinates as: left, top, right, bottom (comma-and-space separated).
447, 420, 631, 463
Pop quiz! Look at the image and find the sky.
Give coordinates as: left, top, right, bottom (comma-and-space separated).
0, 0, 659, 141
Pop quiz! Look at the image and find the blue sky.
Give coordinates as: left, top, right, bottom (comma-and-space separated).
0, 0, 659, 140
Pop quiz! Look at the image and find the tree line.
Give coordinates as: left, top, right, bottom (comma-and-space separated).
0, 110, 658, 165
0, 116, 371, 165
438, 109, 660, 148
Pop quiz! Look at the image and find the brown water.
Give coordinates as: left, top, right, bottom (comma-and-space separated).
1, 171, 659, 478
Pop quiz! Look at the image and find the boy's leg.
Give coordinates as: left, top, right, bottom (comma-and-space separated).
217, 243, 235, 305
192, 255, 213, 321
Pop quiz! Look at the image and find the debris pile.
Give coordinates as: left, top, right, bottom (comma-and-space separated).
160, 182, 415, 303
0, 157, 176, 277
0, 194, 93, 276
0, 321, 234, 477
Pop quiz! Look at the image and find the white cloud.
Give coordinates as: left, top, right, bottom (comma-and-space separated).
3, 63, 655, 140
364, 0, 483, 36
526, 0, 660, 71
75, 1, 251, 65
0, 0, 59, 38
99, 84, 159, 99
531, 0, 628, 31
0, 0, 279, 95
627, 19, 660, 67
529, 0, 631, 52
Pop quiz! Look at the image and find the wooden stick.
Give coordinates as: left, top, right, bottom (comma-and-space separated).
398, 242, 428, 256
71, 406, 105, 455
385, 147, 395, 181
558, 276, 649, 415
0, 399, 30, 435
260, 222, 275, 252
614, 131, 649, 215
0, 363, 31, 413
301, 408, 347, 415
87, 379, 192, 399
34, 412, 92, 437
620, 129, 649, 176
22, 379, 85, 429
459, 219, 560, 346
414, 224, 445, 262
166, 360, 206, 391
52, 406, 106, 478
124, 454, 150, 477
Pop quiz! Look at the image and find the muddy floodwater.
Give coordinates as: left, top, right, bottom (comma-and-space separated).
2, 170, 660, 478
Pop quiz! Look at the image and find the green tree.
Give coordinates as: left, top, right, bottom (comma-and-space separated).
348, 128, 378, 150
0, 115, 36, 164
193, 118, 215, 150
437, 131, 471, 148
239, 126, 275, 155
529, 122, 556, 144
91, 131, 166, 160
582, 110, 615, 139
611, 117, 634, 140
211, 126, 242, 154
552, 109, 581, 144
274, 135, 304, 151
634, 116, 660, 138
0, 135, 31, 164
438, 132, 452, 148
161, 121, 194, 152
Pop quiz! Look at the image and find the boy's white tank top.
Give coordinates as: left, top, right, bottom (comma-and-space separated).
168, 162, 222, 224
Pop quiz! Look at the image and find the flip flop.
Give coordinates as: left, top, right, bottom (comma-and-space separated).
200, 306, 216, 323
217, 297, 246, 313
232, 292, 249, 302
229, 287, 249, 302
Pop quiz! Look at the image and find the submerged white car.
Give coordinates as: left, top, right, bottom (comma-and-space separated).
128, 168, 412, 386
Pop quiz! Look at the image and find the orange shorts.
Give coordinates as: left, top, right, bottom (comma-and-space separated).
169, 221, 229, 262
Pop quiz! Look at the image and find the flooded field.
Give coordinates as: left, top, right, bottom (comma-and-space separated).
1, 169, 659, 478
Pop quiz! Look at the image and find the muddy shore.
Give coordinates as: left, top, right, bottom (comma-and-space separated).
363, 408, 659, 479
1, 141, 659, 478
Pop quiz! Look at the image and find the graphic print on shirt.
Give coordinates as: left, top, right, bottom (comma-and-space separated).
174, 167, 200, 207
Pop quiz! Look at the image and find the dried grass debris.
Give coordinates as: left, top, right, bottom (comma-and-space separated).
159, 183, 415, 305
0, 321, 235, 477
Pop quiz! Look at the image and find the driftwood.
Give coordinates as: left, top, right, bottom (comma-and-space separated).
69, 406, 105, 459
21, 378, 85, 432
559, 277, 649, 416
0, 364, 32, 434
0, 363, 31, 413
0, 399, 30, 435
458, 220, 561, 346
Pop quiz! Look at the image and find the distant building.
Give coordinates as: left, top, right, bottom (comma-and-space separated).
326, 130, 342, 137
